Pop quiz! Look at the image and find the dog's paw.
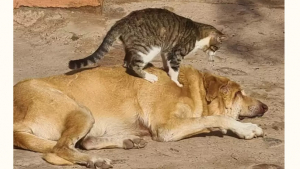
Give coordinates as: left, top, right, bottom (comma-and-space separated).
123, 138, 147, 149
235, 123, 264, 140
87, 158, 112, 169
144, 73, 158, 83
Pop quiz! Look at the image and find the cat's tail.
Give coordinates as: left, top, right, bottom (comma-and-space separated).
68, 25, 122, 69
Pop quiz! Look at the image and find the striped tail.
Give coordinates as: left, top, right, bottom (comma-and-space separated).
68, 26, 121, 69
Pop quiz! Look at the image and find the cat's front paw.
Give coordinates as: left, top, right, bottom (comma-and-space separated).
173, 80, 183, 87
144, 73, 158, 83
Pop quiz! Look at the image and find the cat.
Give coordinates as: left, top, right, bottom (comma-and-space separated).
68, 8, 226, 87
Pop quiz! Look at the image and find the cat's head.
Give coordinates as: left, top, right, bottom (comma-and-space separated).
208, 29, 227, 46
198, 25, 227, 53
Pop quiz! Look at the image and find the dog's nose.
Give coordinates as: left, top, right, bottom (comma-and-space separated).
261, 103, 268, 113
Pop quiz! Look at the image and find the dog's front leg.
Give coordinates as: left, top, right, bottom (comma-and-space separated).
155, 116, 263, 142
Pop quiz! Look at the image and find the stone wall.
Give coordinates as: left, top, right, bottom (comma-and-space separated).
13, 0, 283, 9
14, 0, 103, 8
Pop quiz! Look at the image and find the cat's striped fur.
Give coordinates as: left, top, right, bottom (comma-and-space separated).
69, 8, 226, 86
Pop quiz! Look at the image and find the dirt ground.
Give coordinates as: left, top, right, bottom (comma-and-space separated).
13, 1, 284, 169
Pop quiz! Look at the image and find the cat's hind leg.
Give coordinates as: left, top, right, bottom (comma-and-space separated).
161, 52, 169, 71
123, 49, 131, 68
128, 49, 159, 83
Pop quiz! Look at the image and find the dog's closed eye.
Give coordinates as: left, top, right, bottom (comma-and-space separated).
234, 91, 242, 98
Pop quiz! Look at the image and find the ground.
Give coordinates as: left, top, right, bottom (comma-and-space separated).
13, 1, 284, 169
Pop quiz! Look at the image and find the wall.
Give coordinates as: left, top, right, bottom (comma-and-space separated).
14, 0, 103, 8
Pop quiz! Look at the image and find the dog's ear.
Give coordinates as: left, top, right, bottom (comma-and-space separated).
203, 73, 229, 102
220, 83, 230, 95
205, 79, 219, 102
220, 81, 241, 109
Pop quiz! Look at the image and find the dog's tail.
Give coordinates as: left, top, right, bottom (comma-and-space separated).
43, 153, 73, 166
68, 23, 123, 70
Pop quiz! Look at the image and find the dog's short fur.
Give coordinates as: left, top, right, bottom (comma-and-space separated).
14, 66, 268, 168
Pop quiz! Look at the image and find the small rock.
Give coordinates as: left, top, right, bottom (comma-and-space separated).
14, 10, 45, 27
112, 159, 127, 164
162, 6, 174, 12
236, 45, 249, 52
263, 137, 283, 148
271, 121, 284, 131
216, 67, 247, 76
71, 34, 80, 41
45, 14, 63, 21
251, 163, 283, 169
238, 11, 247, 15
114, 7, 125, 13
169, 148, 179, 152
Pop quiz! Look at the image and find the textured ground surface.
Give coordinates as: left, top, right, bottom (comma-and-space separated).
14, 1, 284, 169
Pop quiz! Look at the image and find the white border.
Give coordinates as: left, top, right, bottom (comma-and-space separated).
0, 0, 13, 168
5, 1, 294, 169
285, 0, 300, 168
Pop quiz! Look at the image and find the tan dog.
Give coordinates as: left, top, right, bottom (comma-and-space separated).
14, 66, 268, 169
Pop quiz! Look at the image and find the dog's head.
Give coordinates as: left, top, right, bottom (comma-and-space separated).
203, 73, 268, 120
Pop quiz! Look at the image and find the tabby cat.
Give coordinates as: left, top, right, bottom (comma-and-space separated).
69, 8, 226, 87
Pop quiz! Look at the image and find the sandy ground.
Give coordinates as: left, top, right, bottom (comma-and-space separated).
13, 1, 284, 169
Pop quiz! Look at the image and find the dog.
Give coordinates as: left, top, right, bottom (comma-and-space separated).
13, 65, 268, 168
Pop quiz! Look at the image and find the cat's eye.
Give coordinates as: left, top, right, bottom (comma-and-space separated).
210, 46, 219, 52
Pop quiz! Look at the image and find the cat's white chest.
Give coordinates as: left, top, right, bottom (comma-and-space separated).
190, 37, 211, 54
195, 37, 211, 49
138, 47, 161, 63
